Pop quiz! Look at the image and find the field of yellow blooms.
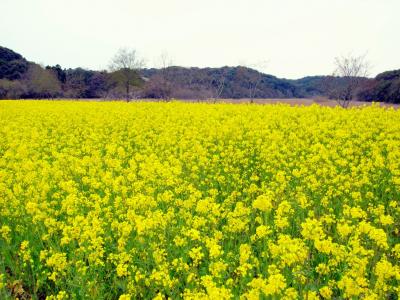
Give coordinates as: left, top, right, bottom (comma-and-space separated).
0, 101, 400, 299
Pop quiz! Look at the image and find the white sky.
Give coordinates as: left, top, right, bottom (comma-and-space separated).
1, 0, 399, 79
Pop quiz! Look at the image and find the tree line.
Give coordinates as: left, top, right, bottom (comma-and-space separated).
1, 46, 399, 105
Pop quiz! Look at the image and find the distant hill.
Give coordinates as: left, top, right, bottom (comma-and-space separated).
0, 46, 29, 80
1, 45, 399, 103
140, 67, 329, 99
288, 76, 327, 97
357, 70, 400, 103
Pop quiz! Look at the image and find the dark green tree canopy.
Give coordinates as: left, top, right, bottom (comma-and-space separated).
1, 45, 399, 103
0, 46, 29, 80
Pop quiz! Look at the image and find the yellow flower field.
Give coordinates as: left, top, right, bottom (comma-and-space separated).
0, 101, 399, 299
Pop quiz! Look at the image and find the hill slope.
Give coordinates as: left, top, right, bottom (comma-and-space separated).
0, 46, 29, 80
1, 45, 399, 103
141, 67, 328, 99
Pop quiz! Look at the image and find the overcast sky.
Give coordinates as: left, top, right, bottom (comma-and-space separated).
1, 0, 399, 79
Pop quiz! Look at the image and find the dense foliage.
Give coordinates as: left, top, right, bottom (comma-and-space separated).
1, 45, 399, 102
1, 101, 399, 299
0, 47, 29, 81
0, 46, 139, 100
140, 67, 305, 99
358, 70, 400, 103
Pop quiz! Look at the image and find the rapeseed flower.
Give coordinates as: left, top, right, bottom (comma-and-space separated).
0, 101, 399, 298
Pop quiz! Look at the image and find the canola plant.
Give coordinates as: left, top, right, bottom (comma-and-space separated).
0, 101, 399, 299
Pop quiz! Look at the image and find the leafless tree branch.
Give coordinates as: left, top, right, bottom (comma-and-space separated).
109, 48, 145, 101
327, 53, 370, 108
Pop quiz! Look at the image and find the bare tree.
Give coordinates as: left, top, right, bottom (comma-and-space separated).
109, 48, 145, 101
157, 52, 174, 101
159, 52, 173, 75
209, 70, 226, 103
25, 64, 62, 99
143, 52, 175, 101
245, 61, 268, 103
239, 61, 268, 103
327, 54, 370, 108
